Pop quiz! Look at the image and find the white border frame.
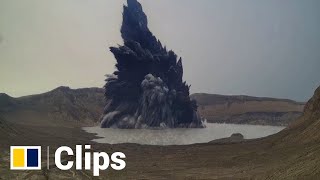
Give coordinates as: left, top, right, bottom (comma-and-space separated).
10, 146, 41, 170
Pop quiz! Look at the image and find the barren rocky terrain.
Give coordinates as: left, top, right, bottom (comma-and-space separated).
0, 86, 319, 179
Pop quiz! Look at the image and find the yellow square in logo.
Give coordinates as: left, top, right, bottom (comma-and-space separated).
13, 148, 25, 167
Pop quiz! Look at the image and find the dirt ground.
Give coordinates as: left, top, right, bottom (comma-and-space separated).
1, 122, 319, 180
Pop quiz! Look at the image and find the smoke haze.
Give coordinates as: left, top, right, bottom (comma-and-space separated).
0, 0, 319, 101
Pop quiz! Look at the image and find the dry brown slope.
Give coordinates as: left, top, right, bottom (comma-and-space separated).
273, 86, 320, 143
260, 86, 320, 179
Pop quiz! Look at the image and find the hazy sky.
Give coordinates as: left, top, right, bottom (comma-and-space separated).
0, 0, 319, 101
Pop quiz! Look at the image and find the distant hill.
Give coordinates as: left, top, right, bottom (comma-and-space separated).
0, 86, 105, 127
191, 93, 304, 126
0, 87, 304, 127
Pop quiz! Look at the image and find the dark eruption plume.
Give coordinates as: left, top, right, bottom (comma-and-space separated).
101, 0, 205, 129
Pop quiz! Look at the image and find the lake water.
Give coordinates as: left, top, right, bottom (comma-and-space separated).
83, 123, 285, 145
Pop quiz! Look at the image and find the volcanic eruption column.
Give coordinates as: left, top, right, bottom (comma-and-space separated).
101, 0, 205, 128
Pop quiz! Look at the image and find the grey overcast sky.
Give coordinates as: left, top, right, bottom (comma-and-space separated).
0, 0, 319, 101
